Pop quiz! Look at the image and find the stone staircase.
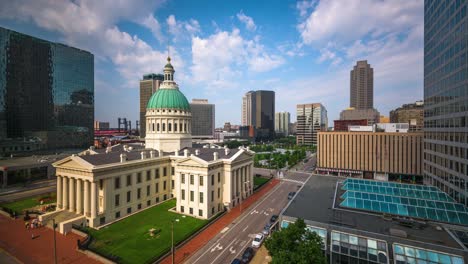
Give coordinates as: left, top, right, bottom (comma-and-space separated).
43, 210, 81, 228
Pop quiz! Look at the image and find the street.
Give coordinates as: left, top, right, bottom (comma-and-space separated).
186, 171, 310, 264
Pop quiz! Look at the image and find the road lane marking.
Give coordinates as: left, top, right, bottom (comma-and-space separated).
191, 182, 284, 264
220, 227, 229, 234
209, 238, 238, 264
242, 225, 249, 232
229, 246, 236, 254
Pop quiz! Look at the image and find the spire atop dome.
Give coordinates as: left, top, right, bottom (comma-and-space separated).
163, 56, 175, 82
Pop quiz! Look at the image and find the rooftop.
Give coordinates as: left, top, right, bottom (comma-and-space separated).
78, 145, 242, 167
282, 175, 468, 257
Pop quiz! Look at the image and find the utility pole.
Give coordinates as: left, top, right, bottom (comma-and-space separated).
52, 219, 57, 264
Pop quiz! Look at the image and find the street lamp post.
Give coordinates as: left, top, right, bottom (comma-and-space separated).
171, 220, 175, 264
52, 218, 57, 264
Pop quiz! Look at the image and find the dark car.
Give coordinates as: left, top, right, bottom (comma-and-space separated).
231, 259, 242, 264
262, 223, 272, 235
287, 192, 296, 200
241, 247, 255, 263
270, 214, 278, 223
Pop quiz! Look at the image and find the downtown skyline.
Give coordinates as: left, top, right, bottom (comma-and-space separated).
0, 0, 423, 127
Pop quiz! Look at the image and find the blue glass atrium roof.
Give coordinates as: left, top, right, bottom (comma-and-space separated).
340, 178, 468, 226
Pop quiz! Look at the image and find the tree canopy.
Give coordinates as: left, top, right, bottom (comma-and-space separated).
265, 219, 326, 264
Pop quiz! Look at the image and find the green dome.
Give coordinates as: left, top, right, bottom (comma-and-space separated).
147, 88, 190, 110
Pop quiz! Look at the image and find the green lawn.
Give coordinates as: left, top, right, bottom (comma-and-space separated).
86, 199, 208, 264
0, 192, 56, 214
254, 176, 270, 188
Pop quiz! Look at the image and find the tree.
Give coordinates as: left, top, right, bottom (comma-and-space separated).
265, 219, 326, 264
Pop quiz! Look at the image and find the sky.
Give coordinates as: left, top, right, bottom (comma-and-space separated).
0, 0, 424, 128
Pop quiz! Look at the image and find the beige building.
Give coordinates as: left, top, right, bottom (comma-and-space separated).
317, 132, 423, 181
390, 101, 424, 132
275, 111, 290, 136
340, 107, 380, 125
42, 58, 254, 233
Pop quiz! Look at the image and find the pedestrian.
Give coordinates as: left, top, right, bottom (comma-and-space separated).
31, 233, 34, 240
25, 222, 29, 229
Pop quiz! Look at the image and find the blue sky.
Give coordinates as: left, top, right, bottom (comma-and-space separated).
0, 0, 424, 127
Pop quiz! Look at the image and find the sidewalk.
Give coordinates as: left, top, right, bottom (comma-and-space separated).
160, 179, 280, 264
0, 214, 101, 264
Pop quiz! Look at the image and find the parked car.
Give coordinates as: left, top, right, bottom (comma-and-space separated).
262, 223, 272, 235
288, 192, 296, 200
241, 247, 255, 263
251, 233, 264, 248
270, 214, 278, 223
231, 259, 242, 264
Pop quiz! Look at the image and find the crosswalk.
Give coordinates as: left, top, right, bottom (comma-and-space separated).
282, 178, 306, 184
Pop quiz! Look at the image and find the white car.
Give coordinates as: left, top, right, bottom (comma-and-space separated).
251, 233, 264, 248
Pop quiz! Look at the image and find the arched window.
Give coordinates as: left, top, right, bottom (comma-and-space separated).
152, 123, 155, 132
168, 123, 172, 132
162, 123, 166, 131
174, 123, 178, 132
184, 123, 187, 132
157, 123, 160, 131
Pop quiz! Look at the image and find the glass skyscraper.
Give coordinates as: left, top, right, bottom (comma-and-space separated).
424, 0, 468, 205
0, 27, 94, 154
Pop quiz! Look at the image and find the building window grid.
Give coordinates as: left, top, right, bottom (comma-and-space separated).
330, 231, 388, 264
393, 243, 463, 264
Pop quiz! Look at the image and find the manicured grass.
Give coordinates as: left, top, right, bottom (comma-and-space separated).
0, 192, 56, 214
87, 199, 208, 264
254, 176, 270, 188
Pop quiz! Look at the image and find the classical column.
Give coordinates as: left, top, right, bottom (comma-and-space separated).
69, 178, 75, 212
237, 169, 241, 199
56, 176, 62, 209
76, 179, 83, 214
250, 165, 254, 194
63, 177, 69, 210
91, 181, 97, 219
84, 180, 90, 217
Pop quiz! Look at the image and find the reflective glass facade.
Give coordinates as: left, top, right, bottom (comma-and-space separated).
0, 27, 94, 153
423, 0, 468, 205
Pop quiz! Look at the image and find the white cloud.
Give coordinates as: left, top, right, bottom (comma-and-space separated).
297, 0, 423, 45
296, 0, 317, 17
236, 11, 257, 31
140, 14, 165, 44
190, 28, 285, 89
166, 14, 201, 42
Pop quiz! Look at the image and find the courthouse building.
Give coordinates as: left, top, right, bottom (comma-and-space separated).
42, 58, 254, 231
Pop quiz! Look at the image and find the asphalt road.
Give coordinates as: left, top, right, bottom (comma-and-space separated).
0, 184, 56, 203
186, 171, 310, 264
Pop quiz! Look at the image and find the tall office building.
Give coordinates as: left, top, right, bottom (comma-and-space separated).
275, 111, 290, 136
190, 99, 215, 138
0, 27, 94, 154
296, 103, 328, 145
350, 60, 374, 109
139, 73, 164, 138
424, 0, 468, 206
241, 90, 275, 138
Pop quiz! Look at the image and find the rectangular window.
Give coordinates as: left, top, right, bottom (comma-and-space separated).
199, 176, 203, 186
127, 191, 131, 202
115, 177, 120, 189
163, 167, 167, 177
190, 191, 194, 202
211, 190, 214, 202
163, 181, 167, 190
156, 197, 159, 203
100, 217, 105, 225
211, 175, 214, 185
115, 194, 120, 206
171, 180, 174, 189
147, 200, 151, 206
137, 188, 141, 199
146, 171, 151, 181
163, 194, 167, 200
218, 172, 220, 183
155, 183, 159, 193
146, 185, 150, 196
180, 206, 184, 213
126, 175, 131, 186
115, 211, 120, 219
137, 204, 142, 210
190, 175, 194, 185
199, 209, 203, 217
212, 207, 215, 215
182, 189, 185, 200
218, 187, 220, 198
99, 179, 103, 190
137, 173, 142, 183
181, 174, 185, 183
171, 167, 175, 175
127, 207, 131, 214
155, 168, 160, 179
189, 207, 193, 215
199, 192, 204, 203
